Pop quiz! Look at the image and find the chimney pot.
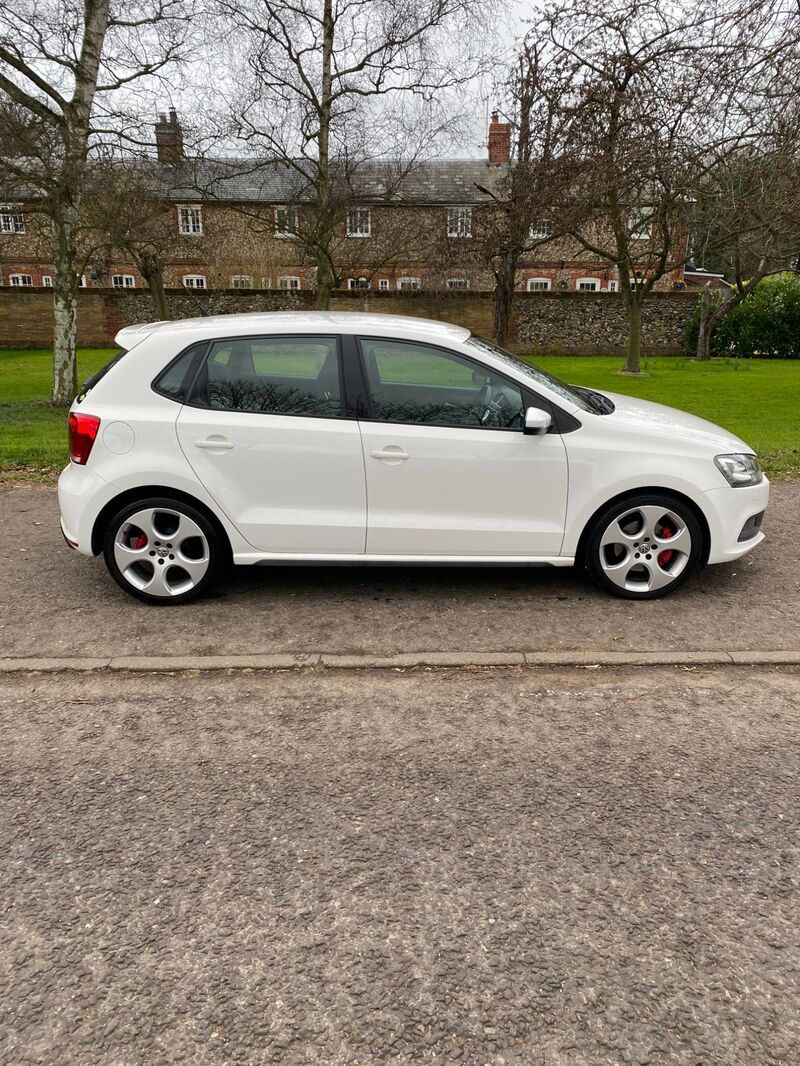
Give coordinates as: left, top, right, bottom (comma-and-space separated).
155, 107, 184, 164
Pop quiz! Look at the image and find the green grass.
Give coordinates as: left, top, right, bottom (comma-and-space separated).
1, 347, 798, 480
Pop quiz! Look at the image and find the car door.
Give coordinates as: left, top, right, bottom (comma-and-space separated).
176, 334, 366, 554
356, 336, 568, 556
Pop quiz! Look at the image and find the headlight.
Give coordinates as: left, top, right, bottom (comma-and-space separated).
714, 453, 763, 487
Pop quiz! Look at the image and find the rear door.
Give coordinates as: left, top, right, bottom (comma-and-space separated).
356, 337, 568, 556
176, 334, 366, 554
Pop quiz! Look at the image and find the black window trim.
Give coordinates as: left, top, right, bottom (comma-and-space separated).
151, 340, 211, 404
353, 335, 577, 434
176, 332, 349, 420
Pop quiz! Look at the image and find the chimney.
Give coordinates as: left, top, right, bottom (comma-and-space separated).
155, 107, 184, 164
487, 111, 511, 166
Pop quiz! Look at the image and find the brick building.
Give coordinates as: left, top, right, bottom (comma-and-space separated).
0, 111, 686, 295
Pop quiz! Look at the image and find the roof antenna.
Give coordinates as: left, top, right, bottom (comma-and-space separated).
182, 283, 210, 317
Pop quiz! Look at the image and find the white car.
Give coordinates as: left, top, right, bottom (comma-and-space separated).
58, 311, 769, 604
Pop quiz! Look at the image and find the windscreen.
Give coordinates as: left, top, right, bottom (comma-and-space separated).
465, 335, 596, 414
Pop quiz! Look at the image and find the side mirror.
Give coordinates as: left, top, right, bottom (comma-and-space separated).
524, 407, 552, 435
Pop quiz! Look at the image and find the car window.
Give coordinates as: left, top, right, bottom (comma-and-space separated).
360, 339, 525, 430
153, 343, 206, 403
465, 335, 596, 413
201, 336, 342, 417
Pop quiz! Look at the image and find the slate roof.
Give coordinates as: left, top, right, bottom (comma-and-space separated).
165, 157, 508, 205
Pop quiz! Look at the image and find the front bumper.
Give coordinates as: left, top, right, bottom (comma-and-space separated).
701, 477, 770, 565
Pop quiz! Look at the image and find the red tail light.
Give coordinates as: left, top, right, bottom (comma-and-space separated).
68, 413, 101, 465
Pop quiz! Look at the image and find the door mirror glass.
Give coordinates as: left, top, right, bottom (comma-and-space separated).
524, 407, 552, 435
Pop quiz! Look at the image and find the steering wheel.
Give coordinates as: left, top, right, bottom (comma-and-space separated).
480, 384, 503, 425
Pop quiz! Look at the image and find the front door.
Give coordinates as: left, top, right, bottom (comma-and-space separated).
176, 334, 366, 554
356, 337, 568, 556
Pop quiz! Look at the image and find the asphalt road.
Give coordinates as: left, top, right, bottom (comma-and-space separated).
1, 484, 799, 659
2, 664, 799, 1065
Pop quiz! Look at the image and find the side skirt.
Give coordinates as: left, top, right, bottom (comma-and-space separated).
238, 554, 575, 568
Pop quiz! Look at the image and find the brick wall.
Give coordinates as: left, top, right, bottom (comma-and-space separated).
0, 286, 699, 354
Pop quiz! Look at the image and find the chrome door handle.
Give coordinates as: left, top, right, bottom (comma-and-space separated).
370, 448, 409, 461
195, 438, 235, 450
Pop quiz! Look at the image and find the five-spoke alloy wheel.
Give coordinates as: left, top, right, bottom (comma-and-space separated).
585, 494, 702, 599
104, 497, 221, 604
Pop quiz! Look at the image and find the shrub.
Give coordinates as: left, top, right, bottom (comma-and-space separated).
684, 272, 800, 359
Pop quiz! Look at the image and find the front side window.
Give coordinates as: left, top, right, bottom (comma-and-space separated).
9, 273, 32, 286
112, 274, 135, 288
275, 206, 299, 237
1, 205, 24, 234
199, 336, 342, 418
178, 205, 203, 235
447, 207, 472, 238
360, 338, 525, 430
347, 208, 371, 237
465, 335, 595, 413
183, 275, 207, 289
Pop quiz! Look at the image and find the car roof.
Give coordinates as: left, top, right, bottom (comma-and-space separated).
115, 311, 472, 350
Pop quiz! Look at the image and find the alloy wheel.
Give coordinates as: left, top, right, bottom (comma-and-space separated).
113, 507, 210, 598
598, 504, 692, 594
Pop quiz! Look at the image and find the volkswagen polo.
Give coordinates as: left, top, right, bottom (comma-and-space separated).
58, 311, 769, 604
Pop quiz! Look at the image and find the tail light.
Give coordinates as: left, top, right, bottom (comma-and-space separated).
68, 413, 101, 465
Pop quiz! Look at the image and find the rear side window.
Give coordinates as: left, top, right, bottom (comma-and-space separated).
194, 336, 343, 418
153, 343, 207, 402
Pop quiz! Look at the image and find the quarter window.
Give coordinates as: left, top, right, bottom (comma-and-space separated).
447, 207, 472, 238
200, 336, 342, 418
347, 208, 371, 237
178, 205, 203, 235
360, 338, 524, 430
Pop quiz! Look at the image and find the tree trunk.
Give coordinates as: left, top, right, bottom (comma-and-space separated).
314, 0, 335, 311
695, 290, 712, 361
493, 250, 517, 347
50, 208, 79, 405
141, 258, 169, 319
316, 254, 335, 311
624, 293, 643, 374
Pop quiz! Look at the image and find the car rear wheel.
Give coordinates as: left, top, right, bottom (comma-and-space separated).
585, 494, 702, 599
103, 497, 221, 605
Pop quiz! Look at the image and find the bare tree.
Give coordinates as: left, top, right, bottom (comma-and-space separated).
209, 0, 497, 309
0, 0, 195, 403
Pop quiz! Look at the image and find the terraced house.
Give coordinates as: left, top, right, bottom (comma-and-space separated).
0, 112, 686, 296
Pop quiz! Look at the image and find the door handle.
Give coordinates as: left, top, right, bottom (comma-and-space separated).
370, 447, 409, 462
195, 438, 235, 450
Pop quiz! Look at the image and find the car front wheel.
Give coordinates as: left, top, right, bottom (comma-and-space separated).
585, 494, 703, 599
103, 497, 221, 605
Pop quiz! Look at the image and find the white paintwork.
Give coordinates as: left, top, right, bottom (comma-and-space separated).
59, 311, 769, 590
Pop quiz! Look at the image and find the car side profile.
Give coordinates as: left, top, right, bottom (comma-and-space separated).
58, 311, 769, 604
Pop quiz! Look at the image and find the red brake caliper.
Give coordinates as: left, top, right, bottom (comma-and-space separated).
658, 525, 674, 568
132, 532, 148, 550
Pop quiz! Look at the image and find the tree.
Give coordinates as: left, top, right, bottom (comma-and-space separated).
212, 0, 496, 309
0, 1, 195, 403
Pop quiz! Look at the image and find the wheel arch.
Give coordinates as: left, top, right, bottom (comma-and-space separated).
575, 487, 711, 567
91, 485, 233, 560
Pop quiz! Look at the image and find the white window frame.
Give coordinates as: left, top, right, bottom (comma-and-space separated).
183, 274, 207, 289
42, 275, 53, 288
230, 275, 252, 289
527, 277, 551, 291
446, 278, 469, 290
177, 204, 203, 236
278, 275, 301, 290
576, 277, 601, 292
346, 207, 371, 238
447, 207, 472, 238
347, 277, 370, 290
79, 275, 87, 288
9, 273, 33, 286
378, 278, 389, 291
607, 280, 619, 292
111, 274, 135, 288
275, 205, 299, 238
628, 208, 652, 240
0, 204, 24, 234
397, 277, 421, 291
529, 218, 552, 240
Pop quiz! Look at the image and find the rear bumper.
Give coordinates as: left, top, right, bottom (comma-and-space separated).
701, 478, 770, 565
57, 462, 114, 557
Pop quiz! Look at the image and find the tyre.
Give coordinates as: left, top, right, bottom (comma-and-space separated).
103, 497, 222, 605
584, 493, 703, 599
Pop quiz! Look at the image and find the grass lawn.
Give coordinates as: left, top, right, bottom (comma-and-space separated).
0, 347, 798, 480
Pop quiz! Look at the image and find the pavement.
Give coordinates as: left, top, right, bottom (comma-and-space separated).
2, 663, 800, 1065
1, 484, 799, 661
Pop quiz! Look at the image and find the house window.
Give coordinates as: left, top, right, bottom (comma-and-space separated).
529, 218, 552, 240
0, 205, 24, 234
527, 278, 551, 291
608, 280, 619, 292
397, 277, 420, 291
230, 275, 252, 289
178, 205, 203, 235
275, 206, 299, 237
447, 207, 472, 238
628, 209, 651, 240
261, 277, 272, 289
9, 273, 33, 286
42, 275, 52, 288
347, 277, 370, 290
347, 208, 371, 237
629, 276, 647, 290
278, 276, 301, 290
183, 274, 207, 289
79, 275, 87, 287
378, 278, 389, 291
576, 277, 600, 292
112, 274, 135, 288
447, 278, 469, 290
